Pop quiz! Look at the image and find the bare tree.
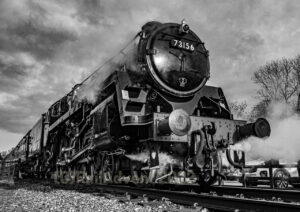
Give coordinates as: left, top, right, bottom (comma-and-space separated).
249, 99, 270, 121
253, 57, 300, 103
292, 55, 300, 85
250, 55, 300, 120
228, 101, 248, 119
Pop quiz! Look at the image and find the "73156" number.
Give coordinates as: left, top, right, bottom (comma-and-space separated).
170, 39, 195, 52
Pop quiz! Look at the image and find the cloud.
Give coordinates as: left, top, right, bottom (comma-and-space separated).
73, 0, 106, 26
0, 0, 300, 151
0, 2, 78, 60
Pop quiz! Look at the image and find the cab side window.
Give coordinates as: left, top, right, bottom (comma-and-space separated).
99, 107, 107, 133
107, 102, 116, 124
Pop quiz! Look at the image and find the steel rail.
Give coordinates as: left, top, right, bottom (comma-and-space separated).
152, 183, 300, 203
209, 185, 300, 203
95, 184, 300, 212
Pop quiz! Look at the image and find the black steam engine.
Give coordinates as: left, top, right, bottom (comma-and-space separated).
1, 21, 271, 186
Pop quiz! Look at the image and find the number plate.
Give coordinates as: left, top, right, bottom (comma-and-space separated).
170, 39, 195, 52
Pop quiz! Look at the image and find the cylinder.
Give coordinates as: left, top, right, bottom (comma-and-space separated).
239, 118, 271, 138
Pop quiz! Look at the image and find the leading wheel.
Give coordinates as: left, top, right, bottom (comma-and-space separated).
274, 169, 290, 189
198, 170, 218, 187
198, 152, 222, 187
102, 154, 114, 184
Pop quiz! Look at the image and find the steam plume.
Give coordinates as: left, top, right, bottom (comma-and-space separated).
237, 102, 300, 163
125, 151, 179, 165
75, 37, 139, 103
126, 151, 179, 176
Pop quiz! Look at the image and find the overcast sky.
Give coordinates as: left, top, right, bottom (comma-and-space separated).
0, 0, 299, 151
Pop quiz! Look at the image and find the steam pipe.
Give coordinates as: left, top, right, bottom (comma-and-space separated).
226, 149, 243, 169
62, 118, 91, 153
155, 163, 174, 183
62, 137, 78, 153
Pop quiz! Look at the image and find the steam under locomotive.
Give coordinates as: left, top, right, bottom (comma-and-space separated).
1, 21, 271, 186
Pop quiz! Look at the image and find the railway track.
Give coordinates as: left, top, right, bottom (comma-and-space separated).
6, 179, 300, 211
152, 183, 300, 203
92, 184, 300, 212
209, 185, 300, 203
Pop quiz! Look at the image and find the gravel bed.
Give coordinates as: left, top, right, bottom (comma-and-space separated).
0, 181, 206, 212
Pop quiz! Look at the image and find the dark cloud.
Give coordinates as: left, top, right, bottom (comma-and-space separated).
0, 93, 47, 133
0, 60, 28, 80
6, 19, 77, 60
0, 56, 30, 93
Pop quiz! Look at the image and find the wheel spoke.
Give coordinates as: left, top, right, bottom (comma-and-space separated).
274, 170, 290, 188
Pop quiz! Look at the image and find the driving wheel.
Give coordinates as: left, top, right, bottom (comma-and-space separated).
274, 169, 290, 189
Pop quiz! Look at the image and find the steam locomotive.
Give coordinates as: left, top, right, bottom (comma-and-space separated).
0, 21, 271, 187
